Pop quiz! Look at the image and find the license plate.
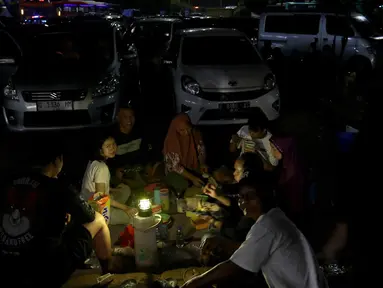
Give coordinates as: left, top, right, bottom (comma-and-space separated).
219, 102, 250, 112
37, 101, 73, 111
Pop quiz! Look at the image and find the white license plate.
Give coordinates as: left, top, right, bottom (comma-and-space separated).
37, 101, 73, 111
220, 102, 250, 111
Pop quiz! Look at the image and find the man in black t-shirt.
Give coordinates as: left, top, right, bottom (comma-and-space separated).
0, 147, 129, 287
109, 106, 161, 186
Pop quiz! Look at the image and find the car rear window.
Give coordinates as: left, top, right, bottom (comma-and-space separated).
182, 35, 261, 66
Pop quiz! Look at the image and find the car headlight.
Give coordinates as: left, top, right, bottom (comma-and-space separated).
264, 73, 276, 91
92, 74, 119, 98
3, 81, 19, 101
181, 76, 201, 96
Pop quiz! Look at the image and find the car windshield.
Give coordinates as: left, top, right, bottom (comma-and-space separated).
174, 19, 219, 31
21, 28, 114, 69
138, 21, 172, 41
182, 36, 261, 66
351, 15, 378, 38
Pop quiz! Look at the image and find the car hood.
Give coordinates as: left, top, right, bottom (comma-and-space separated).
12, 61, 114, 90
181, 64, 271, 89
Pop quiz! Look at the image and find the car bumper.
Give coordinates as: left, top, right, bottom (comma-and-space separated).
177, 87, 280, 125
2, 91, 119, 132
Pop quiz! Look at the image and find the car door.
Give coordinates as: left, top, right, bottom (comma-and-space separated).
259, 13, 293, 55
322, 15, 356, 61
0, 29, 21, 103
288, 14, 322, 58
260, 13, 321, 57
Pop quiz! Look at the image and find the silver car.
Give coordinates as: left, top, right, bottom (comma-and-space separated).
2, 20, 124, 131
258, 4, 379, 73
163, 28, 280, 125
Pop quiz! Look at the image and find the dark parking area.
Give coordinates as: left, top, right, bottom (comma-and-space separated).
0, 2, 377, 287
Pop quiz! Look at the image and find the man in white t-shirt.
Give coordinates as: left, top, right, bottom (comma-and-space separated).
181, 178, 328, 288
229, 109, 281, 170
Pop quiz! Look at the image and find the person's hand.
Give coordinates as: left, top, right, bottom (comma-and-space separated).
65, 213, 71, 226
124, 207, 138, 218
200, 236, 221, 265
180, 276, 201, 288
203, 184, 218, 199
192, 177, 204, 188
201, 236, 220, 253
93, 192, 105, 201
231, 134, 240, 145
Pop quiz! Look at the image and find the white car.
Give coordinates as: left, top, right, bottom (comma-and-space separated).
258, 3, 379, 73
1, 19, 128, 131
163, 28, 280, 125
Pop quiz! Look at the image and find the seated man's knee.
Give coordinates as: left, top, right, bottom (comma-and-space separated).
94, 211, 107, 224
83, 212, 108, 238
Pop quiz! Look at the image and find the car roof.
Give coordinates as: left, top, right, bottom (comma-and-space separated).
177, 27, 244, 37
138, 17, 182, 23
17, 19, 113, 36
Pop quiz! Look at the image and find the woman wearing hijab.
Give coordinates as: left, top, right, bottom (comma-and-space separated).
163, 113, 208, 196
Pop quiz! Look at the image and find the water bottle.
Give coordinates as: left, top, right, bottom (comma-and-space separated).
156, 227, 161, 241
176, 226, 185, 248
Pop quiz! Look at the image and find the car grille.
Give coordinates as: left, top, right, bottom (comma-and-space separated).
200, 89, 267, 102
200, 107, 260, 121
24, 111, 91, 127
22, 89, 87, 102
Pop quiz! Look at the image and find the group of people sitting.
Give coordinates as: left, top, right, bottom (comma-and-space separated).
0, 105, 345, 287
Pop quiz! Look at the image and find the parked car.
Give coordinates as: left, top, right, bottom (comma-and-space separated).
1, 19, 133, 131
174, 17, 259, 45
132, 17, 182, 65
0, 29, 21, 107
163, 28, 280, 125
258, 4, 381, 74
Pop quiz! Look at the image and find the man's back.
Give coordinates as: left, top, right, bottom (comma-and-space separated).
259, 209, 326, 288
230, 208, 328, 288
0, 172, 94, 282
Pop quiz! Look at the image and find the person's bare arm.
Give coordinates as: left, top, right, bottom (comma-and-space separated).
215, 195, 231, 207
94, 182, 106, 200
181, 261, 243, 288
203, 185, 231, 206
229, 134, 240, 153
95, 183, 130, 211
182, 169, 204, 187
110, 199, 129, 210
221, 237, 242, 256
321, 222, 348, 262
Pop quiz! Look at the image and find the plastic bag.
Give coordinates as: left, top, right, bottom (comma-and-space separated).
89, 195, 111, 224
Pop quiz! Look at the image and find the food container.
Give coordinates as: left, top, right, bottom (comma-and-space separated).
152, 204, 162, 214
160, 188, 170, 212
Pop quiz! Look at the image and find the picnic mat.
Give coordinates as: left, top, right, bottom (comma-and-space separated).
63, 267, 210, 288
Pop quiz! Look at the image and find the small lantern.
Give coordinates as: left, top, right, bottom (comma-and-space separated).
138, 198, 152, 217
